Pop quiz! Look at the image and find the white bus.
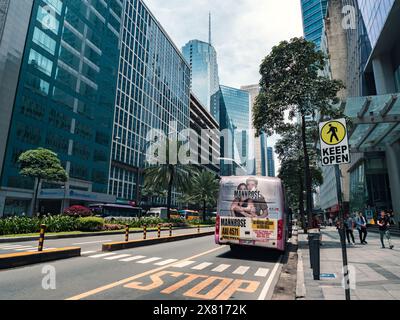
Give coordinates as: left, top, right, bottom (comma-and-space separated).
215, 176, 289, 252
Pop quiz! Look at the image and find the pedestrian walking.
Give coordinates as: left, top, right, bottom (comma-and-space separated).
356, 212, 368, 244
377, 211, 394, 249
344, 214, 356, 245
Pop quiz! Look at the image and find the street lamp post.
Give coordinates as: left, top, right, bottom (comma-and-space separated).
135, 140, 154, 207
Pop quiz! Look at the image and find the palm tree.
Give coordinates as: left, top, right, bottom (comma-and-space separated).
143, 138, 199, 219
184, 170, 220, 222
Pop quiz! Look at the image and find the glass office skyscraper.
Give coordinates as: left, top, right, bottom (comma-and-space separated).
300, 0, 328, 48
212, 85, 251, 176
109, 0, 191, 204
182, 40, 219, 112
0, 0, 121, 215
0, 0, 191, 215
267, 147, 276, 177
357, 0, 395, 49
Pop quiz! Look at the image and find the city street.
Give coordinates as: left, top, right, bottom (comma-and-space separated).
0, 227, 215, 255
0, 235, 283, 300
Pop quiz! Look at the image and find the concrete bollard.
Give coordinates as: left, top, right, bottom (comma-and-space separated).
38, 224, 46, 252
125, 224, 129, 242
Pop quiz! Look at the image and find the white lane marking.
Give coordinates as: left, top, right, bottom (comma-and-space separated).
119, 255, 146, 262
233, 266, 250, 275
258, 257, 283, 300
255, 268, 270, 277
81, 251, 96, 255
72, 240, 112, 245
0, 245, 33, 249
137, 257, 162, 264
105, 254, 131, 261
89, 253, 116, 259
212, 264, 231, 272
173, 260, 196, 268
191, 262, 213, 271
15, 247, 37, 251
154, 259, 178, 266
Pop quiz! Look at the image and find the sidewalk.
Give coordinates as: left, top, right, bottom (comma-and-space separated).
296, 227, 400, 300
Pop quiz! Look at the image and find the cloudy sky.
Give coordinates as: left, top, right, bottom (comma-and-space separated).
145, 0, 304, 88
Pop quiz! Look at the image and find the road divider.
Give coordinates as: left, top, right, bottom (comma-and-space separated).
0, 247, 81, 269
102, 231, 215, 252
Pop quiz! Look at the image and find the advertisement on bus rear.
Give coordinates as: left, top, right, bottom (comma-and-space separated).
216, 176, 285, 250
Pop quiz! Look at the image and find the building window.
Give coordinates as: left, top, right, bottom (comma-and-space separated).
28, 49, 53, 76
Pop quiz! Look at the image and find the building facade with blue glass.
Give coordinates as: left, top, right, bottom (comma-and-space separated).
300, 0, 328, 48
182, 40, 219, 113
0, 0, 191, 216
211, 85, 252, 176
266, 147, 275, 177
341, 0, 400, 219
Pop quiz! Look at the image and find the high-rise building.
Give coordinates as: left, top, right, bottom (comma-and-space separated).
182, 39, 219, 112
190, 93, 220, 175
0, 0, 121, 216
0, 0, 191, 216
212, 85, 251, 176
241, 84, 269, 176
300, 0, 328, 48
266, 147, 276, 177
109, 0, 191, 207
342, 0, 400, 218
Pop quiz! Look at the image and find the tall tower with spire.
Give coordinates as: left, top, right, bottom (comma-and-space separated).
182, 13, 220, 112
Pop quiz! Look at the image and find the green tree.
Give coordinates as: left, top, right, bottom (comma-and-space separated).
253, 37, 343, 228
276, 125, 323, 230
182, 170, 220, 221
18, 148, 68, 215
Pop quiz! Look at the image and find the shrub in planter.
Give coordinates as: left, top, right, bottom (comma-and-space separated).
41, 215, 78, 233
64, 205, 92, 217
0, 216, 40, 235
77, 217, 104, 232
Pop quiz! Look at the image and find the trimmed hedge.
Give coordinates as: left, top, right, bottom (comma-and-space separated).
77, 217, 105, 232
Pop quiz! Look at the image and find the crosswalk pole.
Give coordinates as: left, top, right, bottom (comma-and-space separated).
198, 224, 200, 234
143, 225, 147, 240
169, 224, 172, 237
125, 224, 129, 242
38, 224, 46, 252
158, 224, 161, 238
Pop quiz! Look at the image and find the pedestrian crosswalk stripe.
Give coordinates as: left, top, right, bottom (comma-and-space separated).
212, 264, 231, 272
173, 260, 196, 268
105, 254, 132, 260
233, 266, 250, 275
81, 251, 96, 255
137, 257, 162, 264
89, 253, 116, 259
119, 255, 146, 262
255, 268, 270, 277
154, 259, 178, 266
191, 262, 213, 270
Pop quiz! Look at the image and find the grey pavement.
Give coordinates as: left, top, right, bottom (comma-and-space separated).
297, 226, 400, 300
0, 235, 282, 300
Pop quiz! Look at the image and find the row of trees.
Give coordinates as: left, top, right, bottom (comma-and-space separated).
16, 148, 220, 220
253, 37, 345, 229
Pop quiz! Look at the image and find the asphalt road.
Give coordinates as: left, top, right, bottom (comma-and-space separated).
0, 227, 215, 254
0, 235, 283, 300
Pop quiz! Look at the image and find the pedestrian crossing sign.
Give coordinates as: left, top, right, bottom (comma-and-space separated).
319, 118, 351, 166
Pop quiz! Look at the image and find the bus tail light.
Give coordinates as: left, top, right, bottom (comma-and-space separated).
215, 214, 220, 243
277, 219, 283, 240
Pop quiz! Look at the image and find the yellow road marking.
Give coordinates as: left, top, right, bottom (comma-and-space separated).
65, 246, 225, 300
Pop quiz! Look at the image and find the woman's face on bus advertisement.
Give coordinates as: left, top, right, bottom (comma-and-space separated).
237, 184, 248, 201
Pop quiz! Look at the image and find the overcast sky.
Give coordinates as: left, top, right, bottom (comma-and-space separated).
145, 0, 304, 88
